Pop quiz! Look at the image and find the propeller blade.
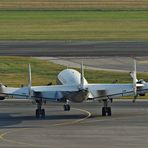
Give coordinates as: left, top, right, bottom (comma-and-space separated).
133, 94, 138, 103
28, 64, 32, 98
80, 61, 84, 88
132, 59, 138, 102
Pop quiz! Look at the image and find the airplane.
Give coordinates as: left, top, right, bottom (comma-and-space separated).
0, 60, 147, 119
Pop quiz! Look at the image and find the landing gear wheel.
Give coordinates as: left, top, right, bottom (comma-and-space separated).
102, 107, 106, 116
64, 105, 66, 111
102, 107, 112, 116
107, 107, 111, 116
35, 99, 46, 119
67, 104, 70, 111
35, 109, 45, 119
64, 104, 71, 111
102, 99, 112, 117
36, 109, 40, 118
41, 109, 45, 118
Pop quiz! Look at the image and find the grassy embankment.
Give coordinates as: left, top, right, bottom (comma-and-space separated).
0, 57, 148, 99
0, 10, 148, 40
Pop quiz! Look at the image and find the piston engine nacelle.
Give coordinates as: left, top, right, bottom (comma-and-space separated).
67, 90, 88, 103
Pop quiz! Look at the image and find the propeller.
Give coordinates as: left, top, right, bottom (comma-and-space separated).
132, 59, 138, 103
79, 61, 90, 100
80, 61, 84, 89
28, 64, 32, 98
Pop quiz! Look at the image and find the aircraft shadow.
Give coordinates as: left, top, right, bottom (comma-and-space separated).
0, 113, 85, 128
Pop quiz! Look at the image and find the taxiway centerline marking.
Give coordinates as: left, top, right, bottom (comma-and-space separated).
53, 108, 91, 126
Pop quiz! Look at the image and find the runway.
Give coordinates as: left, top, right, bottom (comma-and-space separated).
0, 41, 148, 56
0, 99, 148, 148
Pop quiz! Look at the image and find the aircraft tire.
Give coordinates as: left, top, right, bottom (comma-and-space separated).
41, 109, 45, 118
64, 105, 67, 111
102, 107, 106, 116
64, 104, 70, 111
67, 104, 70, 111
36, 109, 40, 118
107, 107, 112, 116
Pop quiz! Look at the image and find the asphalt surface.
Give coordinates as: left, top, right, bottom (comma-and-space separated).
0, 99, 148, 148
0, 41, 148, 56
43, 56, 148, 72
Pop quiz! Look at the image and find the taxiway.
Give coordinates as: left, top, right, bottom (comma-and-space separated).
0, 99, 148, 148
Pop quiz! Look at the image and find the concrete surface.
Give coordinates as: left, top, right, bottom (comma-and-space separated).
0, 99, 148, 148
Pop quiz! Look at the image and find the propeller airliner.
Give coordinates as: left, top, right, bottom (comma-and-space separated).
0, 60, 147, 118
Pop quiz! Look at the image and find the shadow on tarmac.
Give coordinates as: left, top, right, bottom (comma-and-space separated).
0, 113, 85, 128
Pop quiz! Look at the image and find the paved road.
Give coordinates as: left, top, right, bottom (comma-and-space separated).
0, 41, 148, 56
0, 99, 148, 148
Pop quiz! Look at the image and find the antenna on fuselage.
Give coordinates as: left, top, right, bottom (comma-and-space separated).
28, 64, 32, 98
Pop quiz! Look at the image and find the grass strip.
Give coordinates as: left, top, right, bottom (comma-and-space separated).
0, 10, 148, 40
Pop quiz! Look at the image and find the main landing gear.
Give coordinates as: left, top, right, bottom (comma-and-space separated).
63, 100, 71, 111
35, 99, 45, 119
102, 99, 112, 116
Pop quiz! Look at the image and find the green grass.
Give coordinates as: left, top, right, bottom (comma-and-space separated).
0, 56, 148, 99
0, 10, 148, 41
0, 0, 148, 10
0, 57, 65, 86
0, 56, 148, 86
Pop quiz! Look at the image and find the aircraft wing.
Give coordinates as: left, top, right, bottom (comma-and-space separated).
32, 85, 78, 92
32, 85, 79, 101
86, 84, 134, 100
0, 84, 79, 101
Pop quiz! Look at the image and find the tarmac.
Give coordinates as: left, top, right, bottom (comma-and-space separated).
37, 56, 148, 72
0, 41, 148, 56
0, 99, 148, 148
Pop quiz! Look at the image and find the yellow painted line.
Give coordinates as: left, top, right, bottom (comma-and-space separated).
0, 130, 54, 148
75, 113, 148, 125
53, 108, 91, 126
0, 108, 91, 147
